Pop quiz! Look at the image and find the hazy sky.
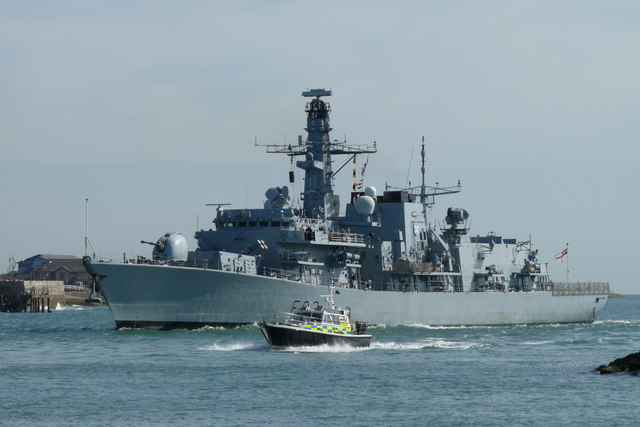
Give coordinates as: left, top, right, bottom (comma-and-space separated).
1, 1, 638, 293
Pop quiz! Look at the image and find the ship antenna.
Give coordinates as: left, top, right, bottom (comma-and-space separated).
85, 198, 89, 257
84, 198, 97, 258
420, 136, 427, 218
565, 242, 572, 283
405, 147, 414, 188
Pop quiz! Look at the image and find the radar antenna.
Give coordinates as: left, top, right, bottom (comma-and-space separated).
302, 88, 332, 98
254, 88, 377, 219
386, 137, 462, 209
205, 203, 231, 210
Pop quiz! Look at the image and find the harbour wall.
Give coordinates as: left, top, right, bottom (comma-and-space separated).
0, 280, 65, 312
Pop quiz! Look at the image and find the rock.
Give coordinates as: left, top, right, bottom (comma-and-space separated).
596, 364, 621, 374
597, 351, 640, 375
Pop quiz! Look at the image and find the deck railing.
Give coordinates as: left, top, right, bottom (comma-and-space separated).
328, 232, 365, 244
550, 282, 610, 296
260, 267, 302, 282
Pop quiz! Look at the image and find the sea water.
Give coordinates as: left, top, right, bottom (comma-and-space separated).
1, 296, 638, 426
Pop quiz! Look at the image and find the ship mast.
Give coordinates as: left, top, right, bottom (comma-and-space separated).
298, 89, 336, 218
85, 198, 89, 257
84, 198, 97, 259
420, 136, 427, 219
258, 89, 376, 219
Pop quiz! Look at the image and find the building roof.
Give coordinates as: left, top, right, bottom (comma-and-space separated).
40, 264, 86, 274
17, 254, 85, 274
30, 254, 82, 261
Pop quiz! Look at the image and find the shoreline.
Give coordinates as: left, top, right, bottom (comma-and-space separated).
64, 291, 105, 306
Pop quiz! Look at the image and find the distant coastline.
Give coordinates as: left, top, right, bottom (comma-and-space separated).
608, 293, 625, 298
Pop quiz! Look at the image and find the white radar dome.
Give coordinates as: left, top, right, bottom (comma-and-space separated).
364, 186, 377, 199
355, 195, 375, 215
152, 233, 188, 261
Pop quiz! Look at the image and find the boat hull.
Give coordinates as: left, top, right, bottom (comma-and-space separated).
260, 323, 371, 347
85, 262, 609, 330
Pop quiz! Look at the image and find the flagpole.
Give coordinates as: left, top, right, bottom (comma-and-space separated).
565, 242, 570, 283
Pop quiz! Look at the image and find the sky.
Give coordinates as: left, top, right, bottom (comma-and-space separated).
1, 1, 638, 293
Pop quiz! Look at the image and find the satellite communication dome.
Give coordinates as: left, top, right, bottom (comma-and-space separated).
355, 195, 375, 215
364, 186, 377, 199
152, 233, 188, 261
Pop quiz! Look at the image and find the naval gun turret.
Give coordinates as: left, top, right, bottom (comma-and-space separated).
142, 233, 188, 261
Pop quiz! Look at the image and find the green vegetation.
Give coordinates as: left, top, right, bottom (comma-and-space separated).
64, 291, 104, 306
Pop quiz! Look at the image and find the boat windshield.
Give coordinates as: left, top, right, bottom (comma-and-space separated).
323, 313, 349, 325
291, 309, 323, 323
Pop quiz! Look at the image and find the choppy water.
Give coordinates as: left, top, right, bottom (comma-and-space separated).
1, 296, 638, 426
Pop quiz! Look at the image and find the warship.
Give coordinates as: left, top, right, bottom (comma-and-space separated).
83, 89, 609, 330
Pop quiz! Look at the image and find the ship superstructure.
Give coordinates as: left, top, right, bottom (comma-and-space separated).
84, 89, 609, 329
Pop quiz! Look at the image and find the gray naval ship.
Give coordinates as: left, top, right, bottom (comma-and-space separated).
83, 89, 609, 329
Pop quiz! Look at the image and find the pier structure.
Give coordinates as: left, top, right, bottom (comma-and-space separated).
0, 280, 65, 312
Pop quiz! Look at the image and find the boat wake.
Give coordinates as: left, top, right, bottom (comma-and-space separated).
202, 342, 269, 352
274, 343, 371, 353
192, 325, 230, 332
372, 339, 487, 351
593, 319, 635, 325
520, 340, 555, 346
55, 304, 88, 311
201, 338, 485, 352
402, 324, 498, 330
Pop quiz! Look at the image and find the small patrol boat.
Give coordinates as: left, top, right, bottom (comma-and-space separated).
259, 287, 372, 347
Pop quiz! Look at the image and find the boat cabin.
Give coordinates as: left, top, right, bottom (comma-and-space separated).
290, 300, 351, 326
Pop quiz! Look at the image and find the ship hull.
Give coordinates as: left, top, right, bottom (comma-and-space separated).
86, 262, 608, 330
260, 324, 371, 347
